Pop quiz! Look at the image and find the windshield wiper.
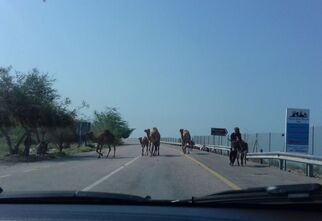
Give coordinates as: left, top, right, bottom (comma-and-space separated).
180, 183, 322, 206
0, 191, 154, 204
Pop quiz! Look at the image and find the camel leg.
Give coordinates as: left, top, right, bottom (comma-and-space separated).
96, 145, 103, 158
232, 152, 237, 166
181, 143, 185, 154
151, 143, 155, 156
150, 144, 154, 157
237, 152, 240, 166
230, 150, 236, 166
152, 144, 155, 156
106, 145, 111, 158
157, 144, 159, 156
146, 145, 149, 156
236, 152, 238, 166
96, 146, 100, 158
186, 143, 190, 154
113, 145, 116, 158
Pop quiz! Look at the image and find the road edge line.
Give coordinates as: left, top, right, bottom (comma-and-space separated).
184, 154, 241, 190
169, 147, 241, 190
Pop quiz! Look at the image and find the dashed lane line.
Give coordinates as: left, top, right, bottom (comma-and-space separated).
0, 174, 11, 179
81, 156, 140, 191
23, 168, 38, 173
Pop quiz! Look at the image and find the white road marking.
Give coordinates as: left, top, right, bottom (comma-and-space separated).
0, 174, 11, 179
81, 156, 140, 191
23, 168, 38, 173
125, 157, 138, 166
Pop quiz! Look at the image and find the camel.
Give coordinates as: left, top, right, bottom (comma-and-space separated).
87, 130, 116, 158
144, 128, 161, 156
237, 141, 248, 166
230, 140, 248, 166
138, 136, 149, 156
179, 129, 192, 154
143, 129, 152, 152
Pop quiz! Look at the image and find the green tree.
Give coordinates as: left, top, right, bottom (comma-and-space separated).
92, 107, 134, 144
0, 67, 76, 154
0, 67, 22, 154
46, 107, 76, 152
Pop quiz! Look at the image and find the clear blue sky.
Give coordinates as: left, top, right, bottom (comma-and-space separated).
1, 0, 322, 137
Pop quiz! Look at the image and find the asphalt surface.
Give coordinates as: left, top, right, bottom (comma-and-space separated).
0, 142, 321, 200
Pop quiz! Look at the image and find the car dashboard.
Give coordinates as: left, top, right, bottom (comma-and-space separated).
0, 204, 321, 221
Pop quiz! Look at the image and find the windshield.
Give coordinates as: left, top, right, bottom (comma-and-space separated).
0, 0, 322, 201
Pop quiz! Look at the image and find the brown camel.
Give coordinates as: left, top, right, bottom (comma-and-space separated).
144, 128, 161, 156
179, 129, 192, 154
87, 130, 116, 158
144, 129, 151, 151
138, 136, 149, 156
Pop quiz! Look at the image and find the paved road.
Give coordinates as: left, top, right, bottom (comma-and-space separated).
0, 143, 321, 200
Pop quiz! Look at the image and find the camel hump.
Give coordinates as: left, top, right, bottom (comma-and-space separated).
149, 128, 160, 140
151, 127, 159, 133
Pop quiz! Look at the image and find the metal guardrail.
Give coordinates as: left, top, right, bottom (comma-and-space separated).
247, 152, 322, 177
161, 141, 322, 177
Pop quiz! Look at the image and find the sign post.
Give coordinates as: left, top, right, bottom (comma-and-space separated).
75, 121, 91, 147
285, 108, 310, 154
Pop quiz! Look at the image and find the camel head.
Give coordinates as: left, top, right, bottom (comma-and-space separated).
144, 129, 150, 136
86, 132, 96, 142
